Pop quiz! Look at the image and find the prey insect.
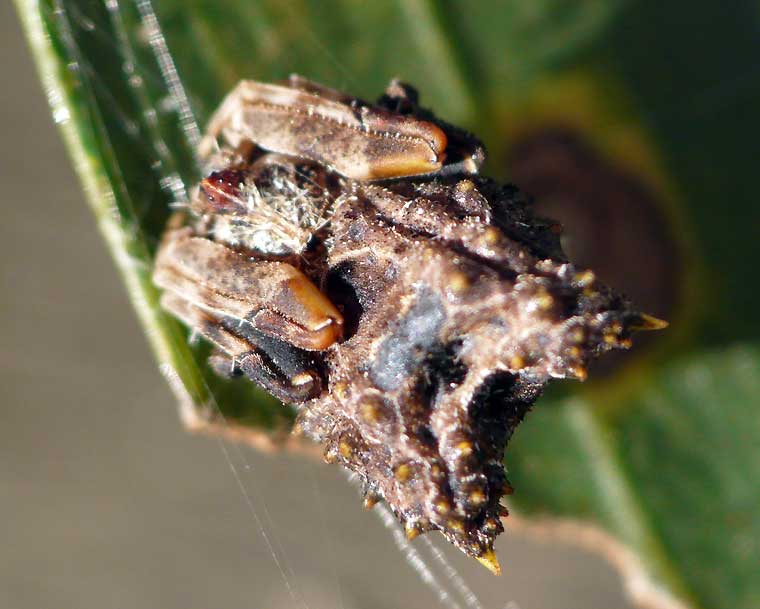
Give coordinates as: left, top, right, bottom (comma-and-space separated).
153, 75, 666, 574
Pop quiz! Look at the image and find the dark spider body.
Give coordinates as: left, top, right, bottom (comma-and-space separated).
153, 77, 664, 572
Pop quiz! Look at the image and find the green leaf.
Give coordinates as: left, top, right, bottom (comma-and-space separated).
16, 1, 760, 607
508, 346, 760, 609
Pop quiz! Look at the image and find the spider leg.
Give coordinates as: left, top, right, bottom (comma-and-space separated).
196, 79, 447, 180
153, 229, 344, 351
161, 291, 324, 403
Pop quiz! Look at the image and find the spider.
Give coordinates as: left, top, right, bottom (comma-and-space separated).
153, 75, 665, 573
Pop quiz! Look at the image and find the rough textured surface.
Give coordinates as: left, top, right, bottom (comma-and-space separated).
153, 80, 656, 567
299, 173, 646, 563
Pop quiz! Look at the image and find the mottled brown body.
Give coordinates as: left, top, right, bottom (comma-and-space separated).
153, 76, 664, 572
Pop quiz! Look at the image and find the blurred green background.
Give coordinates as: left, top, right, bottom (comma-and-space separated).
7, 1, 760, 608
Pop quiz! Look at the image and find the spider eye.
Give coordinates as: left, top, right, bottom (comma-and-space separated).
200, 169, 247, 213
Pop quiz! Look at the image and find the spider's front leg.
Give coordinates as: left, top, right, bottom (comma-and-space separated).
153, 228, 343, 403
196, 77, 450, 180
